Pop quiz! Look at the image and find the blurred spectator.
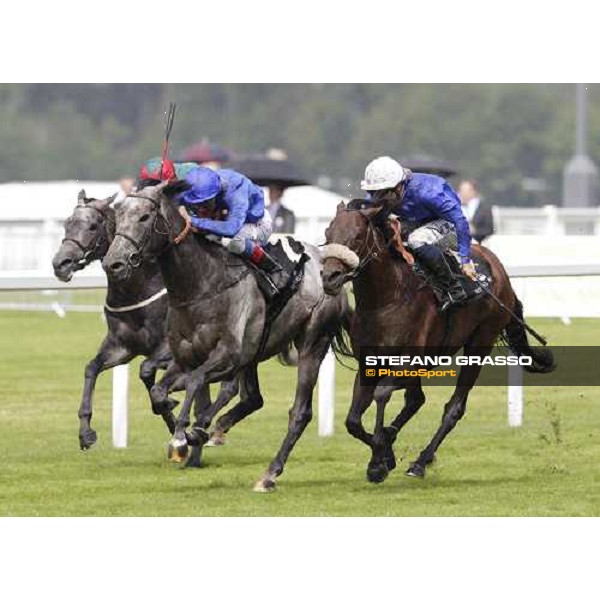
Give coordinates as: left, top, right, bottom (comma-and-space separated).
180, 140, 231, 170
267, 184, 296, 234
119, 177, 135, 195
458, 179, 494, 243
115, 176, 135, 204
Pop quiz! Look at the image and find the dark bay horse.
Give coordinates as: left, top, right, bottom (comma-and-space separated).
102, 182, 352, 491
52, 190, 237, 461
321, 202, 554, 483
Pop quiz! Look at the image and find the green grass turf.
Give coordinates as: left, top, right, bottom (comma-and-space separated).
0, 311, 599, 516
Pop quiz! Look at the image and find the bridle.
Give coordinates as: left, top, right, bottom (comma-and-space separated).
113, 192, 188, 270
61, 204, 114, 269
328, 206, 393, 281
349, 209, 390, 279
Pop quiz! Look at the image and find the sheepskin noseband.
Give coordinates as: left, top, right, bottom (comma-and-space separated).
321, 244, 360, 269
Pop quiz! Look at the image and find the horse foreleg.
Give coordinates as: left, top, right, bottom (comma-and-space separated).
385, 379, 426, 444
406, 344, 493, 478
185, 383, 213, 468
366, 381, 399, 484
205, 378, 241, 446
79, 335, 135, 450
254, 336, 330, 492
149, 360, 186, 435
345, 373, 375, 448
211, 370, 264, 438
167, 343, 238, 464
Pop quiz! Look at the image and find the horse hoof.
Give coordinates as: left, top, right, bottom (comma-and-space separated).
384, 453, 397, 472
80, 430, 97, 451
185, 448, 203, 469
405, 463, 426, 478
167, 439, 189, 463
186, 428, 209, 447
367, 461, 389, 484
253, 478, 276, 493
206, 431, 227, 447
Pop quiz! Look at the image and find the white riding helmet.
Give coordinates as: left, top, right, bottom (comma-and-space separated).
361, 156, 407, 191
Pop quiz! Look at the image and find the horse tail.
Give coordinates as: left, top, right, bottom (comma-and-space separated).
329, 295, 355, 364
504, 297, 556, 374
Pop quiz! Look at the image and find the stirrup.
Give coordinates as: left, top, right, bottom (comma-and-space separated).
253, 269, 280, 300
440, 287, 468, 312
260, 251, 284, 273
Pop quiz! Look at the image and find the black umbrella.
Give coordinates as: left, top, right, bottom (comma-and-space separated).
228, 155, 312, 188
400, 154, 457, 179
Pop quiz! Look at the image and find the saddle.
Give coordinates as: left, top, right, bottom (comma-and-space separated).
237, 236, 310, 319
412, 249, 493, 306
385, 217, 492, 308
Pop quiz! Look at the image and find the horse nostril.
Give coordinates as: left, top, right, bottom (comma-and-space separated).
59, 258, 73, 269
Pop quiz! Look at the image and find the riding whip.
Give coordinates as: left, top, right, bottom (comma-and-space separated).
478, 284, 548, 346
160, 102, 177, 179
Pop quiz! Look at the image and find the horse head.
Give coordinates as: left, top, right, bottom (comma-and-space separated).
321, 200, 386, 296
102, 180, 190, 282
52, 189, 116, 282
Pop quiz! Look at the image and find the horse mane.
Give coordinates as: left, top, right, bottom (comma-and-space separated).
346, 198, 371, 211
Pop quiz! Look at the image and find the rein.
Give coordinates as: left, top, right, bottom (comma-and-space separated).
344, 209, 395, 280
167, 267, 252, 308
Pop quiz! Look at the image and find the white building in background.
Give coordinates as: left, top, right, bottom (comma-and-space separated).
0, 181, 118, 271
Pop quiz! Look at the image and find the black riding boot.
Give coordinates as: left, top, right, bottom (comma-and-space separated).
251, 249, 284, 300
412, 244, 468, 311
257, 250, 283, 274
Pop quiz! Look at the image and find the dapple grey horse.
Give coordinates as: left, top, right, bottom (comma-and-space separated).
52, 189, 238, 464
103, 181, 352, 491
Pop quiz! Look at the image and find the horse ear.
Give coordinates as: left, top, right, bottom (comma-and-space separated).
336, 201, 346, 214
77, 189, 87, 205
96, 192, 118, 210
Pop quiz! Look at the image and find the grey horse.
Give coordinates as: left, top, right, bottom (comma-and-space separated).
102, 181, 352, 491
52, 189, 238, 462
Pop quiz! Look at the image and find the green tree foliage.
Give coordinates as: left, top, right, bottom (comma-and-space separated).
0, 83, 597, 206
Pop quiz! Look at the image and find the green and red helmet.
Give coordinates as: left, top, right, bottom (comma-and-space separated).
139, 157, 198, 180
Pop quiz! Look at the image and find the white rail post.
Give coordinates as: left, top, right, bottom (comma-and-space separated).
112, 364, 129, 447
507, 355, 523, 427
318, 348, 336, 436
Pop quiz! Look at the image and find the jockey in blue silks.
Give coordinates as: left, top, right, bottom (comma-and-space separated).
178, 166, 279, 272
362, 156, 478, 311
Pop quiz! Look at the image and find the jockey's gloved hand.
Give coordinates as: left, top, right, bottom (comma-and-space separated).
461, 259, 478, 280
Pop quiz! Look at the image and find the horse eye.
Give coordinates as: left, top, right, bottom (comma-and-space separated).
89, 223, 98, 231
139, 214, 150, 223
